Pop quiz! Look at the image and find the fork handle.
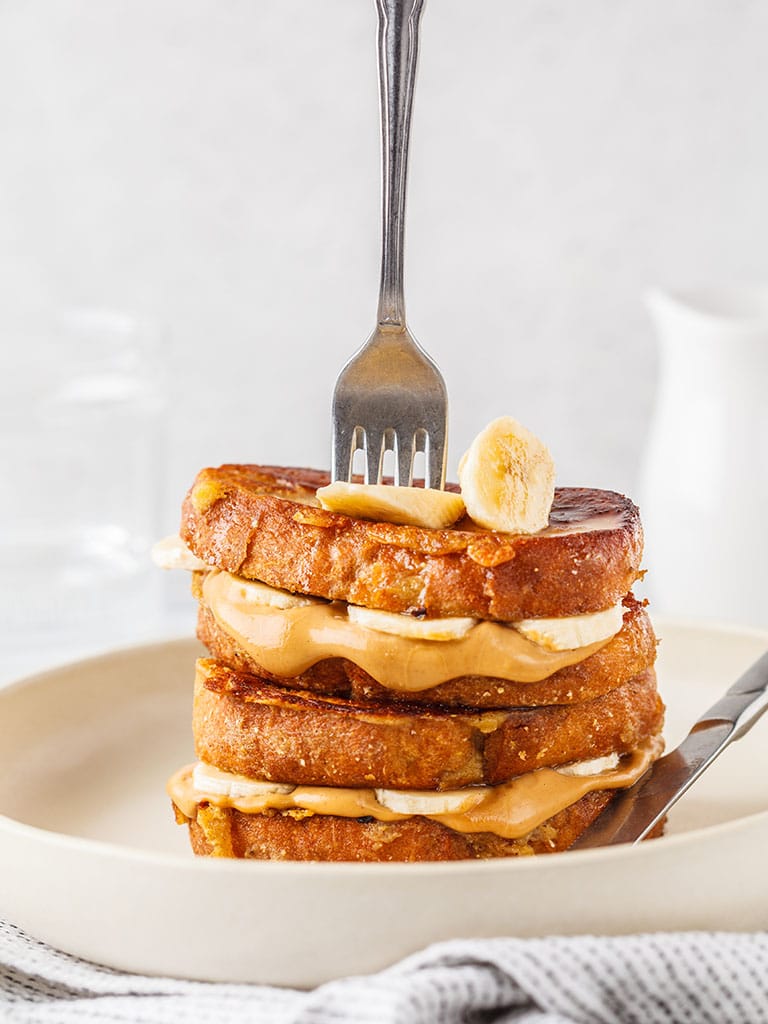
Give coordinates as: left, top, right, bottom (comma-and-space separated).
375, 0, 426, 329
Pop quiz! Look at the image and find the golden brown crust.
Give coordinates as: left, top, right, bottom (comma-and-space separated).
196, 593, 657, 709
193, 660, 664, 790
180, 465, 644, 620
178, 789, 617, 860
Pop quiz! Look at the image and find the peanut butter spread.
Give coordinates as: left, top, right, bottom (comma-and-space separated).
202, 569, 615, 692
167, 738, 660, 840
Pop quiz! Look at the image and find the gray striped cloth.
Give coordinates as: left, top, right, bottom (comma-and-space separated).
2, 919, 767, 1023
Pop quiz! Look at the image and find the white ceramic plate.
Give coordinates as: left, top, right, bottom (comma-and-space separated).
0, 621, 767, 987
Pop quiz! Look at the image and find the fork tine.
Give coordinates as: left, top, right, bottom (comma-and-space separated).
365, 430, 385, 484
395, 432, 414, 486
332, 422, 359, 483
425, 425, 447, 490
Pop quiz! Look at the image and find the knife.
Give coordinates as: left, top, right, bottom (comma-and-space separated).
570, 648, 768, 850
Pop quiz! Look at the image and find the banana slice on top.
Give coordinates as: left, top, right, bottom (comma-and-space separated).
348, 604, 477, 641
458, 416, 555, 534
316, 481, 465, 530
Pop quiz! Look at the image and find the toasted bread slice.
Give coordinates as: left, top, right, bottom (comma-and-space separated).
176, 790, 619, 860
193, 660, 663, 790
180, 465, 643, 620
196, 592, 657, 709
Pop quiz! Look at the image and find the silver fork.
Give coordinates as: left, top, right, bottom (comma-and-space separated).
331, 0, 448, 489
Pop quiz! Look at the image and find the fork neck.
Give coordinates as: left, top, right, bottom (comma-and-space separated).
375, 0, 426, 329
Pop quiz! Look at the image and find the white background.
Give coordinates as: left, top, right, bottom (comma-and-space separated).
1, 0, 767, 642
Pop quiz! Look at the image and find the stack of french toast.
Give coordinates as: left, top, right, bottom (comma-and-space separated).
163, 418, 663, 860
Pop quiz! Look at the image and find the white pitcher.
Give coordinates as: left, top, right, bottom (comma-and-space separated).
640, 286, 768, 628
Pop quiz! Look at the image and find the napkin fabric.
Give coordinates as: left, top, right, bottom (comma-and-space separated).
2, 919, 767, 1024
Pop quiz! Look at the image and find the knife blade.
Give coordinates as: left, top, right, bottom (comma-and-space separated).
570, 648, 768, 850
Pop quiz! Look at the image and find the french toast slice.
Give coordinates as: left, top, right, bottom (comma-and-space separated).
180, 465, 643, 620
178, 789, 618, 860
193, 659, 664, 790
195, 592, 657, 709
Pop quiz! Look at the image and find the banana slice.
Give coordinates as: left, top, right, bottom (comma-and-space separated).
316, 481, 465, 530
556, 753, 620, 777
193, 763, 295, 799
375, 786, 486, 815
348, 604, 477, 641
513, 602, 624, 651
231, 576, 322, 610
458, 416, 555, 534
151, 535, 211, 572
